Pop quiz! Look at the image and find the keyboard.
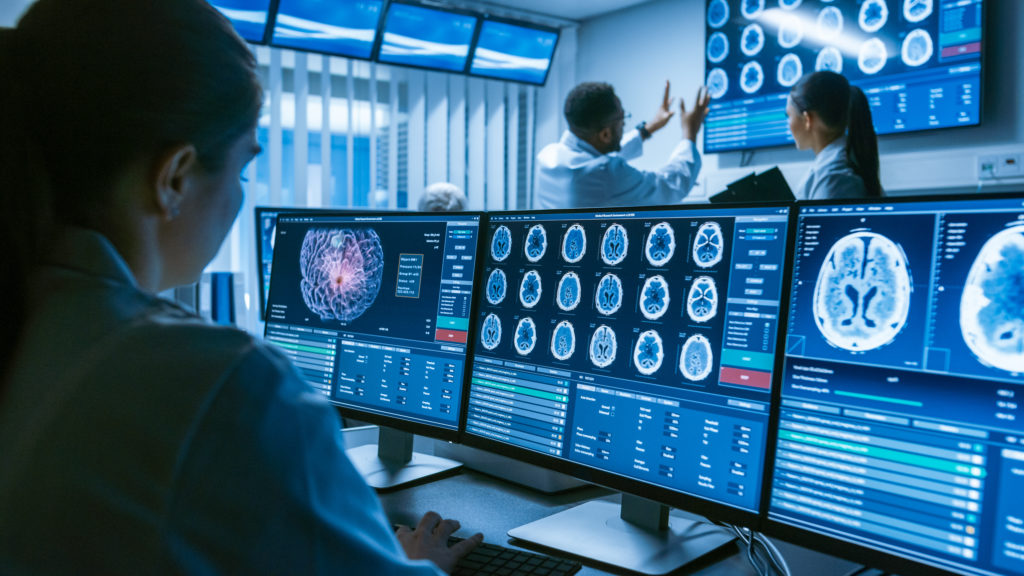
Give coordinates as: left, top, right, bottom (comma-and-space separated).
449, 535, 582, 576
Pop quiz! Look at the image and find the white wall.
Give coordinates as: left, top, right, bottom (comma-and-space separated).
577, 0, 1024, 197
0, 0, 33, 26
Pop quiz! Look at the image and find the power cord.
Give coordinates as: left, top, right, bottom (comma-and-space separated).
715, 522, 791, 576
740, 149, 756, 168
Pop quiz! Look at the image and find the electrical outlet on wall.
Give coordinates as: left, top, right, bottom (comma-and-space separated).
978, 153, 1023, 180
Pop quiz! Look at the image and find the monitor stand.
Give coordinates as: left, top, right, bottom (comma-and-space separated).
508, 494, 735, 575
346, 426, 463, 492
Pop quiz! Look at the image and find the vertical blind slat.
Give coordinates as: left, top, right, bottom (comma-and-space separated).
467, 78, 486, 211
293, 52, 308, 207
448, 75, 467, 196
426, 71, 449, 189
407, 70, 426, 209
485, 81, 506, 211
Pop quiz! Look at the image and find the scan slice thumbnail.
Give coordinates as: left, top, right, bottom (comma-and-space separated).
481, 313, 502, 350
707, 68, 729, 100
589, 325, 618, 368
562, 224, 587, 263
687, 276, 719, 323
601, 223, 629, 266
813, 231, 912, 352
777, 53, 803, 88
491, 225, 512, 261
904, 0, 933, 23
519, 270, 543, 308
515, 317, 537, 355
680, 334, 714, 381
525, 224, 548, 263
551, 321, 576, 361
633, 330, 665, 375
778, 15, 803, 49
741, 23, 765, 57
486, 268, 507, 305
557, 271, 582, 311
707, 31, 729, 65
859, 0, 889, 33
901, 29, 933, 67
816, 6, 843, 37
646, 222, 676, 266
300, 227, 383, 323
858, 38, 887, 76
595, 273, 623, 316
707, 0, 729, 29
816, 46, 843, 74
741, 0, 764, 20
693, 221, 724, 268
741, 61, 764, 95
641, 276, 671, 321
959, 225, 1024, 374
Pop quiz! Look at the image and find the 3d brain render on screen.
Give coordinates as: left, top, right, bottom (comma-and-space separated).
551, 320, 576, 361
645, 222, 676, 266
960, 224, 1024, 373
562, 224, 586, 263
299, 227, 384, 322
813, 231, 912, 352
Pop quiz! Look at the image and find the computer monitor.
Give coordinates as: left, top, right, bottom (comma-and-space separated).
264, 210, 484, 489
270, 0, 385, 60
464, 204, 795, 573
209, 0, 274, 44
766, 194, 1024, 576
375, 1, 479, 73
468, 18, 560, 86
703, 0, 985, 153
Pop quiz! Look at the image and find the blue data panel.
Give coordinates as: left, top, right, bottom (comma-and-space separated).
378, 3, 478, 72
271, 0, 384, 59
210, 0, 273, 43
703, 0, 984, 153
468, 206, 792, 514
469, 20, 559, 85
770, 196, 1024, 576
264, 212, 481, 432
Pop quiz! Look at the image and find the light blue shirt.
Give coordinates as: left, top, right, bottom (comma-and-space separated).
534, 129, 701, 209
0, 228, 442, 575
794, 136, 868, 201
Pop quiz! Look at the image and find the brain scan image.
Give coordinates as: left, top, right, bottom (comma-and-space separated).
595, 273, 623, 316
858, 38, 888, 76
640, 275, 671, 321
589, 325, 618, 368
562, 224, 587, 263
687, 276, 719, 323
817, 6, 843, 37
645, 222, 676, 266
491, 225, 512, 261
813, 231, 912, 352
519, 270, 542, 308
816, 46, 844, 74
859, 0, 889, 33
778, 16, 804, 49
481, 313, 502, 350
550, 321, 576, 361
525, 224, 548, 263
777, 53, 803, 88
300, 228, 384, 323
486, 268, 507, 305
514, 317, 537, 355
742, 0, 764, 20
633, 330, 665, 375
707, 0, 729, 28
904, 0, 933, 23
707, 31, 729, 64
693, 221, 724, 268
959, 225, 1024, 374
557, 272, 582, 311
778, 0, 802, 10
680, 334, 714, 381
601, 223, 629, 266
741, 23, 765, 57
741, 61, 764, 94
707, 68, 729, 100
901, 29, 933, 67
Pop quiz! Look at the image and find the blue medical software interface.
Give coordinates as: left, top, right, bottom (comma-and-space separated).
468, 206, 791, 513
770, 196, 1024, 576
209, 0, 273, 43
264, 212, 481, 431
271, 0, 384, 59
703, 0, 984, 153
377, 3, 478, 72
469, 20, 558, 85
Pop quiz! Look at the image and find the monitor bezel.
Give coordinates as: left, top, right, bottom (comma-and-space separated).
214, 0, 279, 45
265, 208, 487, 443
466, 15, 561, 87
762, 190, 1024, 576
268, 0, 385, 61
458, 201, 797, 528
371, 0, 482, 76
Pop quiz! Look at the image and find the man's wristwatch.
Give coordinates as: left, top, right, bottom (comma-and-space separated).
636, 121, 651, 140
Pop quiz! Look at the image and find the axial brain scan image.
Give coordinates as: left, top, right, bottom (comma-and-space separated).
641, 275, 671, 321
687, 276, 719, 323
741, 0, 764, 20
741, 61, 764, 94
491, 225, 512, 261
633, 330, 665, 375
778, 15, 803, 49
707, 31, 729, 64
680, 334, 714, 381
300, 228, 384, 323
562, 224, 587, 263
601, 223, 629, 265
813, 231, 912, 352
693, 222, 724, 268
777, 53, 803, 88
859, 0, 889, 33
525, 224, 548, 262
816, 46, 843, 73
519, 270, 542, 308
959, 225, 1024, 374
551, 320, 576, 361
646, 222, 676, 266
589, 325, 617, 368
901, 29, 933, 67
707, 68, 729, 99
486, 268, 507, 305
707, 0, 729, 28
779, 0, 802, 10
515, 317, 537, 355
904, 0, 933, 23
858, 38, 887, 76
595, 273, 623, 316
817, 6, 843, 36
481, 313, 502, 350
557, 271, 582, 311
741, 23, 765, 57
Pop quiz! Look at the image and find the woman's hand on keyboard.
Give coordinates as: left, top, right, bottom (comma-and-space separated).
396, 511, 484, 574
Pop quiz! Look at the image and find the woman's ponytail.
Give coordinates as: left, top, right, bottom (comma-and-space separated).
845, 85, 883, 198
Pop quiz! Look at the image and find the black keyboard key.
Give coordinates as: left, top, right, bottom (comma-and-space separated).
448, 535, 581, 576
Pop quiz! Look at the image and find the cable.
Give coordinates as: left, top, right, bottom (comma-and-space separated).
714, 522, 791, 576
740, 149, 756, 168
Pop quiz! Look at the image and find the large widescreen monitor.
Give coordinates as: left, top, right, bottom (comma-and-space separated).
376, 2, 479, 73
464, 204, 794, 572
703, 0, 985, 153
468, 18, 560, 86
767, 194, 1024, 576
210, 0, 274, 44
270, 0, 384, 59
264, 210, 483, 488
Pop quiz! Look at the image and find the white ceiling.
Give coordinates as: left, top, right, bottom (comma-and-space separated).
469, 0, 654, 22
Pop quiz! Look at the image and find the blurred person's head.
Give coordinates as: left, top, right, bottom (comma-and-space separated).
418, 182, 467, 212
564, 82, 625, 154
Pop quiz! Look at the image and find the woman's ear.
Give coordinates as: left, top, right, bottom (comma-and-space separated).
153, 144, 198, 222
802, 110, 815, 133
